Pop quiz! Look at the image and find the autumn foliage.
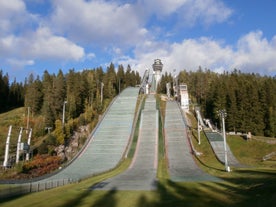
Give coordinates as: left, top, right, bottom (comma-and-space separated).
22, 154, 62, 177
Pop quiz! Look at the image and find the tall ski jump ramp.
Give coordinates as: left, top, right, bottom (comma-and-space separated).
42, 87, 140, 182
93, 94, 158, 190
0, 87, 139, 185
164, 101, 220, 182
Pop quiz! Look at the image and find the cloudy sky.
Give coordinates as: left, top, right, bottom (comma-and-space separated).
1, 0, 276, 82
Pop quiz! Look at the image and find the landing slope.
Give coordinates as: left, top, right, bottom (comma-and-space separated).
93, 94, 158, 190
165, 101, 220, 182
37, 87, 139, 182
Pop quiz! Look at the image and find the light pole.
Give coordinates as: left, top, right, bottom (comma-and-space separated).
26, 106, 30, 134
195, 110, 202, 145
45, 127, 52, 134
218, 109, 230, 172
62, 101, 67, 127
197, 117, 201, 145
101, 82, 104, 105
118, 78, 121, 94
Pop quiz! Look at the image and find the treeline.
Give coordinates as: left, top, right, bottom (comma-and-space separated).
159, 68, 276, 137
0, 64, 139, 142
24, 63, 140, 128
0, 70, 24, 112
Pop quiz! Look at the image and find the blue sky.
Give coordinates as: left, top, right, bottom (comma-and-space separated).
1, 0, 276, 82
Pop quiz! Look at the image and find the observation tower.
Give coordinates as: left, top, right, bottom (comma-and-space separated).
152, 59, 163, 93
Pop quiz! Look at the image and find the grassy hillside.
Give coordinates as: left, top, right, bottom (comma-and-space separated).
0, 108, 27, 159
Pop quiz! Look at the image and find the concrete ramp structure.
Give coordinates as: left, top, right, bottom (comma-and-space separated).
36, 87, 140, 182
195, 107, 242, 168
93, 94, 158, 190
165, 101, 220, 182
204, 131, 242, 167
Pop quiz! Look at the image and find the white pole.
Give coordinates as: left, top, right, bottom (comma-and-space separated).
26, 128, 32, 161
26, 107, 30, 134
118, 78, 120, 94
196, 110, 201, 145
3, 125, 12, 168
62, 101, 67, 126
198, 118, 201, 145
220, 110, 230, 172
101, 82, 104, 105
16, 127, 23, 163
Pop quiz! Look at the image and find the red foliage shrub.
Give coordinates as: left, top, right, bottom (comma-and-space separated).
22, 154, 62, 177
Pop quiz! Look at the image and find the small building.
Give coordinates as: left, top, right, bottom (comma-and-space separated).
178, 84, 189, 109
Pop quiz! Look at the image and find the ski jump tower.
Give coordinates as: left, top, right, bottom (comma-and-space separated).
151, 59, 163, 93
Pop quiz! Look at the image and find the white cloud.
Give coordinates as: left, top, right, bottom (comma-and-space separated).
50, 0, 147, 46
86, 53, 96, 60
137, 0, 232, 26
7, 58, 35, 68
28, 27, 85, 61
137, 0, 188, 16
182, 0, 233, 26
233, 31, 276, 73
0, 0, 85, 70
0, 27, 85, 69
0, 0, 26, 33
119, 31, 276, 76
0, 0, 39, 35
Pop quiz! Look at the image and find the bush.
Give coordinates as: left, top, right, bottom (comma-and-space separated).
37, 141, 48, 154
45, 134, 57, 145
22, 154, 62, 176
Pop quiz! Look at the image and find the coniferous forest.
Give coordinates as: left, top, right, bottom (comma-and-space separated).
158, 68, 276, 137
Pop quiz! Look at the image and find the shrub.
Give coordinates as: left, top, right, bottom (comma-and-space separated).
22, 154, 62, 177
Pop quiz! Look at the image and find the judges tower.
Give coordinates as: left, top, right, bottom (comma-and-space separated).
152, 59, 163, 93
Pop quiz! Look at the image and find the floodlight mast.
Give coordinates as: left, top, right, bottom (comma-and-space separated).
197, 116, 201, 145
218, 109, 230, 172
62, 101, 67, 126
101, 82, 104, 104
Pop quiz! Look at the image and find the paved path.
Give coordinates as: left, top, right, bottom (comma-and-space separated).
93, 95, 158, 190
165, 101, 220, 182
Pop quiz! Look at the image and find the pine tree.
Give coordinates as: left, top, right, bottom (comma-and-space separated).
0, 71, 9, 112
52, 70, 66, 120
24, 74, 43, 115
42, 70, 55, 127
103, 63, 116, 99
117, 64, 125, 93
54, 119, 66, 145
